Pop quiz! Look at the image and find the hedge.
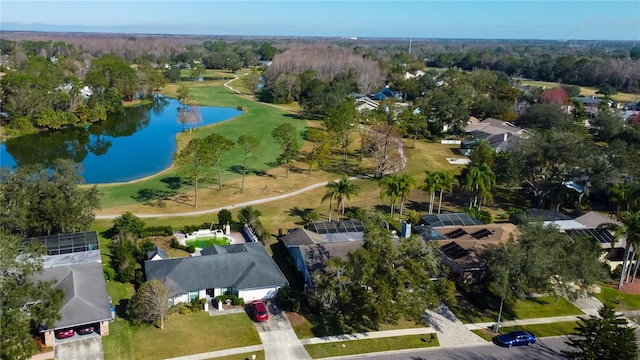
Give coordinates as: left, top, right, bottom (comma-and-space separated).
141, 226, 173, 237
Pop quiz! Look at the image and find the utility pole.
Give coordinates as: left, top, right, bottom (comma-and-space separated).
496, 296, 504, 333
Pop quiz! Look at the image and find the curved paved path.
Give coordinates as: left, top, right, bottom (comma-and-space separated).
95, 176, 369, 219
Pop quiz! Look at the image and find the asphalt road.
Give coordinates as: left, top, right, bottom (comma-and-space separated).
348, 337, 570, 360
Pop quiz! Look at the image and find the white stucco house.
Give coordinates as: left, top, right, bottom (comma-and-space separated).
144, 243, 288, 304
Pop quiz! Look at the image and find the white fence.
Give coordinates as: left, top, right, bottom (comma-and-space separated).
440, 139, 462, 145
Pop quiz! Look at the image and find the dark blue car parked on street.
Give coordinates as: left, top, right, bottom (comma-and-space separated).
496, 330, 536, 347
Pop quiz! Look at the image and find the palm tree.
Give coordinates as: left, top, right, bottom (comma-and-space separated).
435, 171, 458, 214
321, 180, 340, 222
609, 183, 640, 214
396, 173, 417, 218
334, 176, 360, 219
619, 211, 640, 286
602, 211, 640, 288
379, 174, 401, 217
423, 172, 439, 214
463, 163, 496, 209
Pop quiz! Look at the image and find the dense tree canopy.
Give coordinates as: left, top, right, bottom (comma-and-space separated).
0, 231, 63, 360
310, 210, 455, 332
0, 159, 101, 236
484, 221, 606, 304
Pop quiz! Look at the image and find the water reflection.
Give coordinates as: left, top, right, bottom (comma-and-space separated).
0, 97, 241, 183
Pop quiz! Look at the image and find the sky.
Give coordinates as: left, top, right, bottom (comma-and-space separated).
1, 0, 639, 41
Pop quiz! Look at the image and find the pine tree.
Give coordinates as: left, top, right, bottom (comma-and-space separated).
563, 303, 638, 360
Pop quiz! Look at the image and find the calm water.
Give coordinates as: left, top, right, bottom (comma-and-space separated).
0, 97, 242, 184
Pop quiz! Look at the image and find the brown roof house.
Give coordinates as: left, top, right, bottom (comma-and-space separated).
433, 223, 518, 281
461, 118, 529, 156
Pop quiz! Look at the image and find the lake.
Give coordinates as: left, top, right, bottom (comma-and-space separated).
0, 97, 242, 184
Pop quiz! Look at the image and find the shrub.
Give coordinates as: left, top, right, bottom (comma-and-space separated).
141, 226, 173, 237
179, 306, 191, 315
462, 207, 492, 224
406, 210, 421, 225
170, 237, 195, 253
218, 209, 233, 225
113, 212, 146, 238
611, 264, 623, 280
103, 266, 115, 281
183, 223, 214, 234
275, 285, 301, 312
214, 294, 244, 306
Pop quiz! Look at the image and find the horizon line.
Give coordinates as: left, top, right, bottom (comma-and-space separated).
0, 29, 634, 43
0, 23, 636, 42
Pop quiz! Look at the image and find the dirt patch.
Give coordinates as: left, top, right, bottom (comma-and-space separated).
619, 277, 640, 295
153, 236, 189, 258
285, 311, 306, 326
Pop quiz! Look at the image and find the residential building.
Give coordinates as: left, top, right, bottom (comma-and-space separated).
281, 220, 367, 288
461, 118, 528, 155
25, 231, 112, 347
145, 242, 288, 304
434, 223, 519, 280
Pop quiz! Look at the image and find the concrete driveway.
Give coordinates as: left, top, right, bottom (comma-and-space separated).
253, 301, 311, 360
54, 335, 104, 360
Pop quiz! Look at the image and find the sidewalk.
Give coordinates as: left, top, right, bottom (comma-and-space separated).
164, 345, 263, 360
299, 327, 435, 345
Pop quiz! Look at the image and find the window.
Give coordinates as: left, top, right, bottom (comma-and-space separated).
189, 291, 198, 301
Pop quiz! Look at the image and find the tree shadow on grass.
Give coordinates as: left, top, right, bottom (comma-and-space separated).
317, 160, 370, 177
406, 200, 430, 212
227, 164, 246, 175
253, 169, 277, 179
287, 207, 319, 225
115, 299, 130, 320
131, 189, 179, 207
160, 176, 184, 190
282, 113, 305, 120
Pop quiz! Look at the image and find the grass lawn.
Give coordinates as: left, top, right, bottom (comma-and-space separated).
471, 329, 494, 342
103, 312, 260, 360
518, 80, 639, 103
594, 284, 640, 311
208, 351, 265, 360
94, 140, 473, 248
95, 78, 308, 210
511, 297, 584, 319
452, 289, 583, 324
106, 281, 134, 308
303, 334, 439, 358
287, 310, 428, 339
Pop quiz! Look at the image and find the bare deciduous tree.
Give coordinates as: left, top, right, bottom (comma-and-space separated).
264, 44, 384, 93
132, 279, 171, 330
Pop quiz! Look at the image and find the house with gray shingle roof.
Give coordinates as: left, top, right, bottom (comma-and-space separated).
147, 246, 168, 261
31, 249, 112, 347
281, 220, 385, 289
145, 243, 288, 304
